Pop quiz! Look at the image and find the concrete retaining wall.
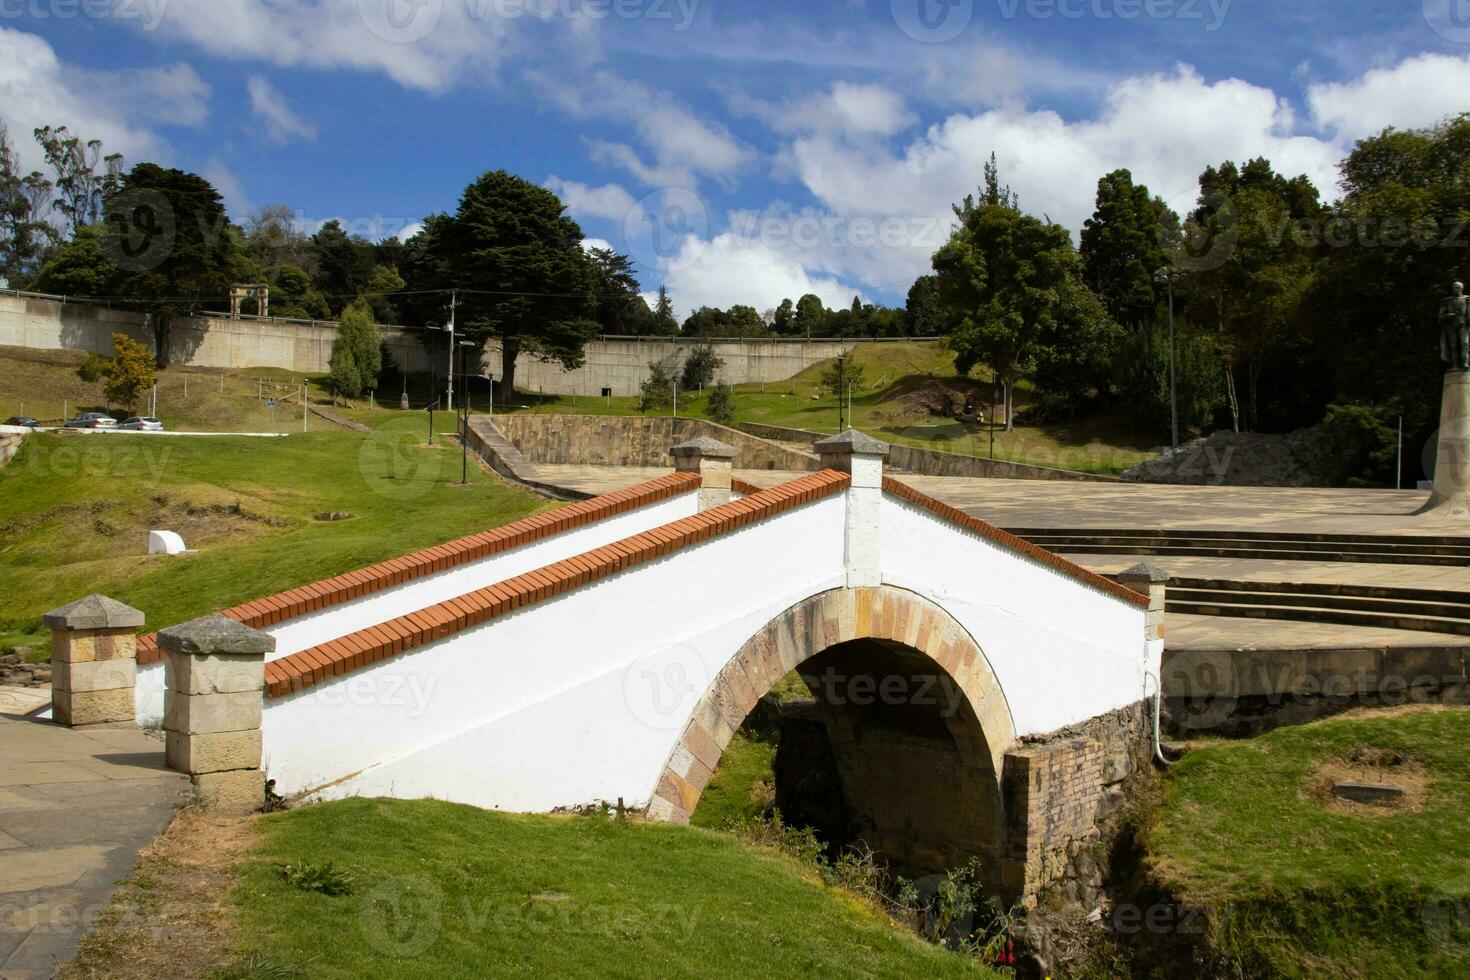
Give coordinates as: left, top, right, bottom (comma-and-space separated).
493, 415, 819, 471
738, 422, 1116, 483
486, 337, 859, 398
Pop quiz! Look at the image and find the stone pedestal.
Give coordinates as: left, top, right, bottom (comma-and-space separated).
159, 615, 274, 813
815, 430, 888, 588
1422, 371, 1470, 516
43, 595, 144, 727
671, 436, 737, 510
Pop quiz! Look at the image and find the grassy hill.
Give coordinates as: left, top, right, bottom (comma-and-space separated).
1133, 706, 1470, 978
0, 417, 548, 654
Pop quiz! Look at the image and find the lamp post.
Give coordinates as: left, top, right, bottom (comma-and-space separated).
1154, 267, 1180, 451
458, 340, 474, 486
425, 325, 440, 446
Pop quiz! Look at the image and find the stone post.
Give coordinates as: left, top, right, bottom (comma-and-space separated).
43, 595, 144, 728
671, 436, 737, 511
815, 429, 889, 588
159, 615, 275, 813
1119, 562, 1168, 654
1422, 371, 1470, 516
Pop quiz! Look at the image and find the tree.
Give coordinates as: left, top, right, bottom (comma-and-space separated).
640, 360, 674, 410
327, 297, 383, 398
310, 220, 376, 314
794, 294, 827, 337
103, 164, 240, 367
932, 198, 1077, 430
30, 225, 117, 297
652, 286, 679, 335
681, 343, 723, 390
34, 125, 123, 237
243, 204, 311, 271
905, 276, 942, 336
771, 297, 797, 336
1080, 169, 1179, 328
819, 351, 865, 397
405, 172, 597, 403
0, 124, 56, 286
587, 246, 652, 334
682, 306, 730, 337
365, 264, 406, 323
724, 304, 768, 337
1031, 277, 1125, 415
102, 333, 155, 413
706, 382, 735, 425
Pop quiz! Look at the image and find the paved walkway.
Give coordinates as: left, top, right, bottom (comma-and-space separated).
0, 715, 186, 980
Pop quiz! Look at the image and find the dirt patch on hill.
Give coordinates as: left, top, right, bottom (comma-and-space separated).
868, 376, 997, 426
1303, 747, 1430, 816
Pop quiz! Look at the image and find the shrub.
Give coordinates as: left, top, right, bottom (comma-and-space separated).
706, 382, 735, 425
681, 343, 723, 390
640, 361, 674, 410
277, 861, 354, 896
103, 333, 155, 413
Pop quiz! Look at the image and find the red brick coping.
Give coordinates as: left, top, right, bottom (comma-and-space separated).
136, 472, 701, 666
262, 470, 852, 698
881, 476, 1150, 609
730, 476, 764, 497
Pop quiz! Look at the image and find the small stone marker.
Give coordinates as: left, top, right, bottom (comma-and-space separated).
1332, 781, 1406, 805
148, 530, 187, 555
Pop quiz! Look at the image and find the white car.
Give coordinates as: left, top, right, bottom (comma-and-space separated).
118, 417, 164, 431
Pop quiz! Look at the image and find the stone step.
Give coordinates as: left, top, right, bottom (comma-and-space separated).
1166, 599, 1470, 636
1033, 542, 1470, 566
1168, 587, 1470, 621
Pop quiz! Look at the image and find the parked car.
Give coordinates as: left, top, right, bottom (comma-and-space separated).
118, 417, 164, 431
64, 413, 117, 429
4, 416, 39, 428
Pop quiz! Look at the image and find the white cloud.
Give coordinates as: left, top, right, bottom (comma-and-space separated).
545, 178, 637, 223
1307, 52, 1470, 140
729, 82, 916, 138
581, 237, 613, 253
657, 232, 863, 322
203, 159, 252, 220
247, 76, 317, 143
139, 0, 518, 94
540, 70, 752, 189
0, 28, 209, 173
398, 222, 426, 243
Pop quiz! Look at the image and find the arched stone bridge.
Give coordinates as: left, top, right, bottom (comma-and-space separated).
84, 432, 1163, 905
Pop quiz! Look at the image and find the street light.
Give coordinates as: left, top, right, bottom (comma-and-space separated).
457, 340, 474, 485
424, 324, 442, 446
1154, 267, 1180, 451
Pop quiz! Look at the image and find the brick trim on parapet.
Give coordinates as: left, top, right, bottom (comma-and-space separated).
135, 472, 702, 666
881, 476, 1150, 610
730, 477, 764, 497
262, 470, 853, 698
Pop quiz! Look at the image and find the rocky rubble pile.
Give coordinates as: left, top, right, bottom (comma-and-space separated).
0, 650, 49, 689
1122, 424, 1367, 487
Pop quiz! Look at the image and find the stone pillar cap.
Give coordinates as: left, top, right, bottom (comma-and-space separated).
1118, 562, 1168, 583
159, 615, 276, 656
670, 436, 737, 460
44, 594, 145, 630
814, 429, 889, 457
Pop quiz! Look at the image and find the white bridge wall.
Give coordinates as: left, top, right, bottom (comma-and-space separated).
133, 491, 699, 726
879, 496, 1153, 736
261, 495, 849, 810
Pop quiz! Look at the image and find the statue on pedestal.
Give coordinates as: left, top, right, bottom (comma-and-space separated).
1440, 281, 1469, 371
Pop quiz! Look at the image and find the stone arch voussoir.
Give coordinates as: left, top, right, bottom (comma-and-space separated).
647, 585, 1017, 825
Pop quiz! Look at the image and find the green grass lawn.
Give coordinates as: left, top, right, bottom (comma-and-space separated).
225, 797, 996, 979
690, 730, 778, 830
1143, 706, 1470, 978
0, 415, 549, 651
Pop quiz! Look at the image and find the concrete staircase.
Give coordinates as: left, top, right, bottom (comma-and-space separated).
1008, 528, 1470, 567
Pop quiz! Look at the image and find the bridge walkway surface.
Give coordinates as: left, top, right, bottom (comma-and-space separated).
0, 714, 185, 980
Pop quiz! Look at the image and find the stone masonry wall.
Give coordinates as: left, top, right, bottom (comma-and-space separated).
493, 415, 820, 472
1001, 700, 1153, 904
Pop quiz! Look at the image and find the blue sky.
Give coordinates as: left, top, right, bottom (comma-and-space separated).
3, 0, 1469, 316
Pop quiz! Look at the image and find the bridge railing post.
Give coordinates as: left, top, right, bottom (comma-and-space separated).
671, 436, 737, 510
1118, 563, 1168, 649
43, 595, 145, 728
815, 430, 889, 588
159, 615, 275, 813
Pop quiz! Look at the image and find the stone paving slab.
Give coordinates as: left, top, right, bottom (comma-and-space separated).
0, 690, 47, 718
1070, 555, 1470, 595
0, 715, 186, 980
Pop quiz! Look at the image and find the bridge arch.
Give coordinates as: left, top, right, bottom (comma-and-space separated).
650, 585, 1017, 878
